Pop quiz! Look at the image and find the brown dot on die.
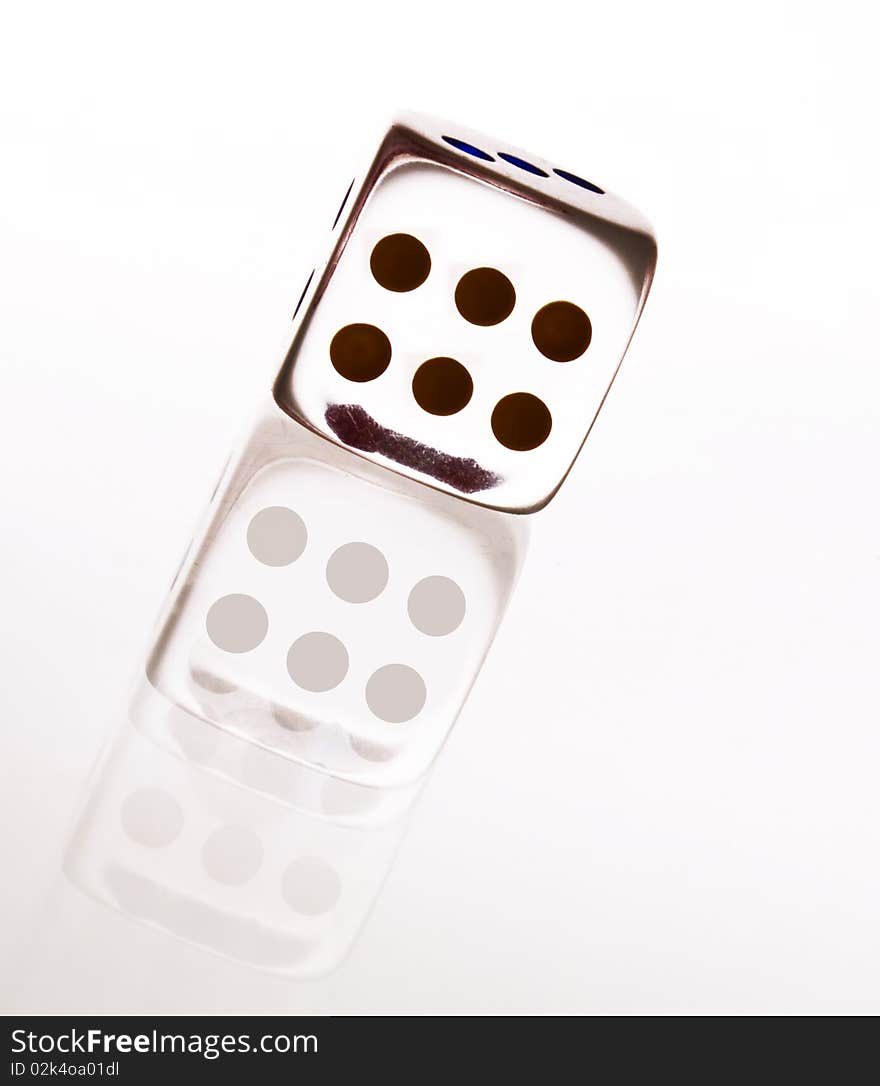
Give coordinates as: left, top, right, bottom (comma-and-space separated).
202, 825, 263, 886
491, 392, 552, 451
365, 664, 427, 723
206, 594, 268, 653
326, 542, 389, 603
330, 323, 391, 382
408, 576, 466, 636
350, 735, 395, 763
412, 357, 473, 416
120, 788, 183, 848
531, 301, 592, 361
370, 233, 431, 292
247, 506, 307, 567
287, 632, 349, 693
282, 857, 342, 915
455, 267, 516, 326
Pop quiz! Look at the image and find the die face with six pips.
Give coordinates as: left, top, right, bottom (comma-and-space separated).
275, 113, 657, 514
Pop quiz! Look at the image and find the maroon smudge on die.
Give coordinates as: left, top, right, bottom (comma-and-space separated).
325, 404, 500, 494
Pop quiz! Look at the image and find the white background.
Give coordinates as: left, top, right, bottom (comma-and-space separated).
1, 0, 878, 1013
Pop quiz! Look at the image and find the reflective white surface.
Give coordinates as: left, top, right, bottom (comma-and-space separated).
2, 0, 879, 1013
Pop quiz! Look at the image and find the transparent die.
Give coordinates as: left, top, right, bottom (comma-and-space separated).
147, 404, 527, 786
276, 112, 656, 512
65, 681, 419, 977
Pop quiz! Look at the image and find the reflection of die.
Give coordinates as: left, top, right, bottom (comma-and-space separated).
146, 113, 654, 787
148, 415, 526, 784
276, 113, 656, 513
133, 680, 419, 825
66, 683, 415, 977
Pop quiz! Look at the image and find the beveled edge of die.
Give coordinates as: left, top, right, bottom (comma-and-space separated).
395, 111, 657, 242
273, 111, 658, 515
